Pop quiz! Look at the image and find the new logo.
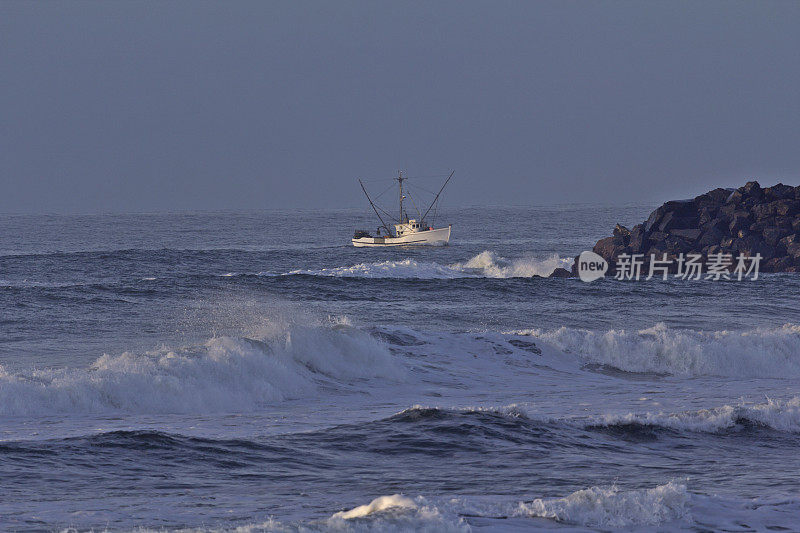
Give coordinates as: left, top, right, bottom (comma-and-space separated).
577, 251, 608, 282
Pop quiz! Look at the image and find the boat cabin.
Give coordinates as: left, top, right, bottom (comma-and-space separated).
394, 219, 429, 236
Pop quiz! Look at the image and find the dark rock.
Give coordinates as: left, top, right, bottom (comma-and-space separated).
742, 180, 763, 200
698, 207, 717, 226
708, 188, 732, 203
674, 216, 699, 230
730, 236, 776, 261
648, 231, 668, 243
570, 255, 580, 276
593, 236, 627, 263
670, 228, 702, 241
571, 180, 800, 274
645, 205, 667, 233
657, 211, 675, 232
646, 242, 668, 257
763, 257, 792, 272
698, 228, 726, 249
752, 202, 777, 220
760, 244, 779, 261
765, 183, 794, 201
665, 236, 691, 254
718, 203, 738, 220
694, 193, 715, 207
549, 267, 572, 278
613, 224, 631, 245
780, 234, 800, 248
776, 217, 794, 233
732, 235, 761, 253
729, 212, 752, 234
726, 190, 744, 205
763, 227, 784, 247
703, 217, 729, 233
629, 224, 646, 252
645, 200, 698, 233
665, 200, 698, 215
776, 200, 800, 217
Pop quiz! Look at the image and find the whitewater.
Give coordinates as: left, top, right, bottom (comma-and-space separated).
1, 206, 799, 532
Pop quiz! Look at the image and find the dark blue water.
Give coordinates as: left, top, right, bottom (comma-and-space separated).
1, 207, 799, 531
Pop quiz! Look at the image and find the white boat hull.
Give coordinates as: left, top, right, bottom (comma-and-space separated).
352, 225, 451, 247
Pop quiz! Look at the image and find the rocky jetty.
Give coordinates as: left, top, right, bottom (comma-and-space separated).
571, 181, 800, 275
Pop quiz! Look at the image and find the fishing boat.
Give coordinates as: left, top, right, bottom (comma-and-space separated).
352, 171, 453, 247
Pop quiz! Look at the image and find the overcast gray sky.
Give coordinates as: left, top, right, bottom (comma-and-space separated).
1, 1, 798, 213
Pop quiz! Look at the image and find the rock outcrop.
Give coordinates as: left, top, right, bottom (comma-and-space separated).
548, 267, 572, 278
571, 181, 800, 275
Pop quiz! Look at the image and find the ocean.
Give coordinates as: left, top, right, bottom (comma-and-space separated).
1, 206, 799, 532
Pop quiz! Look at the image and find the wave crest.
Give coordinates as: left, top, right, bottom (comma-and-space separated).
522, 322, 800, 377
598, 396, 800, 434
0, 321, 403, 416
286, 251, 570, 279
517, 481, 689, 527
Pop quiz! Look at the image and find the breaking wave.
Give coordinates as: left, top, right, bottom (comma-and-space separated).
6, 319, 800, 418
596, 396, 800, 434
285, 251, 570, 279
452, 251, 571, 278
124, 485, 800, 532
326, 494, 469, 532
389, 399, 800, 437
517, 481, 689, 528
0, 319, 403, 416
126, 485, 687, 531
519, 322, 800, 377
130, 494, 469, 532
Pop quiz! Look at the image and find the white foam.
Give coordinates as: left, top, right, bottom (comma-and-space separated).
521, 322, 800, 377
0, 320, 403, 416
288, 258, 467, 279
394, 395, 800, 438
600, 396, 800, 433
127, 495, 469, 532
121, 488, 800, 532
517, 481, 689, 528
452, 251, 571, 278
325, 495, 469, 532
331, 494, 418, 520
286, 251, 571, 279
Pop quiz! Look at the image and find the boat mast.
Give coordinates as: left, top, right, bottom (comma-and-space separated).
398, 171, 405, 223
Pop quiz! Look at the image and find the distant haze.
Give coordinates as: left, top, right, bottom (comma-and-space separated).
1, 1, 798, 213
